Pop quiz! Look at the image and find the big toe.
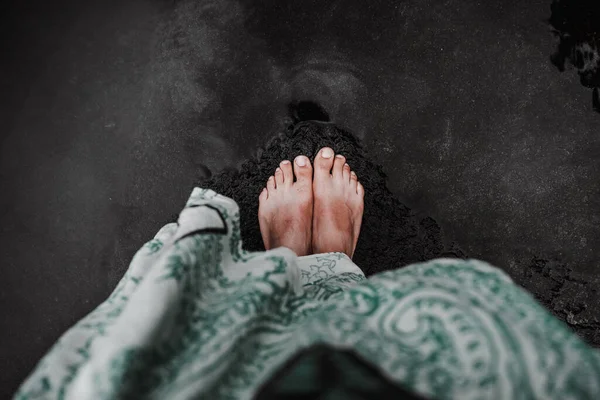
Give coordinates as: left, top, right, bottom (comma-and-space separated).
314, 147, 335, 180
293, 155, 313, 187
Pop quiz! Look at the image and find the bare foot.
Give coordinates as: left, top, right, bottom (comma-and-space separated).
258, 156, 314, 256
312, 147, 364, 258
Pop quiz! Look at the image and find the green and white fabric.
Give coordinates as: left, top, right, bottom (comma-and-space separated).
15, 188, 600, 400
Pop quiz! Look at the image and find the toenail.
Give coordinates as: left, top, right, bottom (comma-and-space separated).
351, 171, 357, 177
321, 148, 334, 158
336, 154, 344, 159
344, 163, 349, 168
276, 167, 281, 173
295, 156, 307, 166
281, 160, 290, 165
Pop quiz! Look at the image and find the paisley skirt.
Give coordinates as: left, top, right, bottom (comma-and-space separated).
15, 188, 600, 400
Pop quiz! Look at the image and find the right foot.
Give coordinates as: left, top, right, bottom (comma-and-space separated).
312, 147, 364, 258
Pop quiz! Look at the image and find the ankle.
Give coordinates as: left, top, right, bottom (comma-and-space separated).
312, 238, 352, 257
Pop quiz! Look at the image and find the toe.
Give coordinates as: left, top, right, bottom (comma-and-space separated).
314, 147, 335, 180
280, 160, 293, 186
275, 167, 284, 187
357, 180, 364, 197
267, 175, 276, 191
342, 163, 351, 182
259, 187, 268, 202
333, 154, 346, 179
293, 155, 313, 188
350, 171, 358, 190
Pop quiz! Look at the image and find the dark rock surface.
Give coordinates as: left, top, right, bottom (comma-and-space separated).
548, 0, 600, 112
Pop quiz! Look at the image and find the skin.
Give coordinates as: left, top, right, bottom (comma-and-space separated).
258, 147, 364, 258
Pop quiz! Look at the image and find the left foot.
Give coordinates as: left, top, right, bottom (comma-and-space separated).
258, 156, 314, 256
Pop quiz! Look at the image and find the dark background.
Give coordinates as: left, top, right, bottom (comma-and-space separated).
1, 0, 599, 397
